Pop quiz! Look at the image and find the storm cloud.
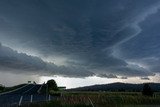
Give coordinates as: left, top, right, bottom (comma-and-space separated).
0, 43, 93, 77
97, 74, 117, 78
0, 0, 160, 78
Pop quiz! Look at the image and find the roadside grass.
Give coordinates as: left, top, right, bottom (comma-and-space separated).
22, 100, 92, 107
60, 92, 160, 106
21, 92, 160, 107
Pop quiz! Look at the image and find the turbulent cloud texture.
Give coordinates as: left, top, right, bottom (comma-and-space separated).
0, 43, 93, 77
0, 0, 160, 78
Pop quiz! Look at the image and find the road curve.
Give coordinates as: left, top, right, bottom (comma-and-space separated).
0, 84, 54, 107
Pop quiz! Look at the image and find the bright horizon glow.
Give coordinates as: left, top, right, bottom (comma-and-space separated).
39, 76, 123, 89
0, 71, 159, 88
39, 74, 160, 89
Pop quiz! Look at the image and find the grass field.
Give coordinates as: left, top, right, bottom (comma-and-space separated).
21, 91, 160, 107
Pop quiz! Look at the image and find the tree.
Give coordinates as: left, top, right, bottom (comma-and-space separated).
142, 83, 153, 96
0, 84, 5, 91
46, 79, 58, 91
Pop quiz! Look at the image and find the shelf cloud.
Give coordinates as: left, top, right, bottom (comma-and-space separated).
0, 0, 160, 79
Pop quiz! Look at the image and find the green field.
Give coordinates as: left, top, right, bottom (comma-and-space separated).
22, 91, 160, 107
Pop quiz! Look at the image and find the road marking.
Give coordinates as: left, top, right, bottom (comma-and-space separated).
31, 95, 33, 102
23, 85, 35, 94
37, 84, 44, 94
19, 96, 23, 106
0, 84, 29, 96
88, 97, 94, 107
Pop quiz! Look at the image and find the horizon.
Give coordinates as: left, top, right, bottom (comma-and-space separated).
1, 77, 160, 89
1, 0, 160, 88
1, 73, 160, 89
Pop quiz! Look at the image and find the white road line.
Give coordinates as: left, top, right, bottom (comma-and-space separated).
19, 96, 23, 106
31, 95, 33, 103
37, 84, 44, 94
23, 85, 35, 94
0, 84, 30, 95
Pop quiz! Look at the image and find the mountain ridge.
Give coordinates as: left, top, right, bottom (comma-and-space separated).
68, 82, 160, 92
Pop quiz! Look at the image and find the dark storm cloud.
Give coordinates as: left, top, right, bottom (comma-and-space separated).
97, 74, 117, 78
105, 65, 154, 77
0, 0, 160, 77
120, 76, 128, 79
141, 77, 150, 80
137, 58, 160, 73
0, 43, 94, 77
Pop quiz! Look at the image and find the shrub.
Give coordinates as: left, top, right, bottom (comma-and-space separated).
47, 79, 58, 91
142, 83, 153, 97
0, 84, 5, 91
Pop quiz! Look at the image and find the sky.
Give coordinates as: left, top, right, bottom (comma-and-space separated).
0, 0, 160, 88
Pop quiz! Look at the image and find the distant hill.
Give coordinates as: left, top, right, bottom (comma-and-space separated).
68, 82, 160, 92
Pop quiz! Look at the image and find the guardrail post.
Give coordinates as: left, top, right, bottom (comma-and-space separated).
31, 95, 33, 103
49, 94, 51, 101
18, 96, 23, 106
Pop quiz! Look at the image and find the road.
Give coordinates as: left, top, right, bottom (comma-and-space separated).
0, 84, 54, 107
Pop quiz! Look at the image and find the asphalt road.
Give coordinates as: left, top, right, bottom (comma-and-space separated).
0, 84, 54, 107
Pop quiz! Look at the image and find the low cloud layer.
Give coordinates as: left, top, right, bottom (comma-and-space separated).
141, 77, 150, 80
0, 43, 93, 77
0, 42, 153, 77
97, 74, 117, 78
0, 0, 160, 78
